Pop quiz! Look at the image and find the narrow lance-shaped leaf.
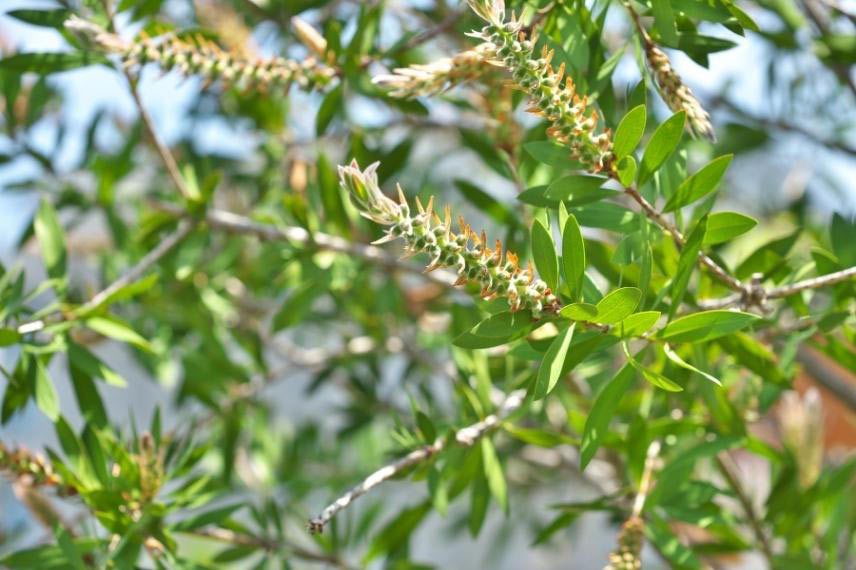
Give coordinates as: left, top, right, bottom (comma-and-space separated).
580, 361, 636, 469
561, 214, 585, 301
531, 219, 559, 293
704, 212, 757, 245
663, 154, 733, 212
533, 323, 575, 399
594, 287, 642, 324
638, 111, 686, 186
481, 438, 508, 513
669, 216, 707, 319
613, 104, 647, 160
34, 198, 67, 297
34, 359, 60, 421
659, 310, 760, 343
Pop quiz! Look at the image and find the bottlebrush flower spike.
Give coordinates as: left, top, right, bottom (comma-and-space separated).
466, 1, 614, 173
604, 516, 644, 570
644, 42, 716, 141
65, 16, 335, 92
339, 160, 561, 318
373, 43, 499, 98
0, 442, 76, 496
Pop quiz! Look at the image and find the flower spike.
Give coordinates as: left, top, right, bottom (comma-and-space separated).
339, 161, 560, 317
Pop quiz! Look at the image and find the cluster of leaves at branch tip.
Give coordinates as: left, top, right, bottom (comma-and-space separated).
645, 41, 715, 141
65, 16, 335, 92
339, 160, 561, 317
373, 43, 499, 97
603, 515, 644, 570
466, 0, 614, 173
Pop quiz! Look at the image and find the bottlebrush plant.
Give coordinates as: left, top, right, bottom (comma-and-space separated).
0, 0, 854, 569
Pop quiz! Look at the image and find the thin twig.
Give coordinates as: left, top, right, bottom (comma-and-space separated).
622, 186, 747, 293
712, 97, 856, 157
307, 389, 525, 534
17, 221, 195, 335
632, 440, 661, 517
715, 454, 775, 563
769, 266, 856, 297
188, 527, 357, 569
151, 201, 460, 290
122, 72, 193, 201
698, 265, 856, 309
100, 0, 193, 201
796, 345, 856, 413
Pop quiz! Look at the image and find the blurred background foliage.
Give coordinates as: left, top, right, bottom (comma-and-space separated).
0, 0, 854, 568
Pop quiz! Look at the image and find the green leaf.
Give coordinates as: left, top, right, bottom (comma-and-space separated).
468, 311, 533, 338
531, 220, 559, 292
569, 203, 637, 231
0, 52, 106, 74
623, 343, 683, 391
561, 214, 585, 301
0, 328, 21, 346
663, 155, 733, 212
615, 311, 661, 337
651, 0, 678, 45
533, 323, 575, 399
544, 174, 607, 200
67, 342, 125, 387
663, 344, 721, 386
365, 502, 431, 560
669, 216, 707, 319
703, 212, 757, 245
518, 185, 557, 208
173, 504, 245, 531
560, 303, 598, 321
69, 364, 107, 428
480, 438, 508, 512
469, 475, 489, 537
659, 310, 760, 343
53, 525, 86, 570
830, 213, 856, 266
636, 365, 683, 391
34, 359, 59, 421
81, 423, 109, 486
456, 179, 515, 225
580, 362, 635, 468
272, 281, 323, 332
523, 141, 577, 168
594, 287, 642, 324
34, 198, 67, 295
638, 111, 686, 186
616, 155, 637, 186
85, 316, 154, 352
84, 274, 159, 314
7, 9, 71, 28
734, 230, 800, 280
502, 424, 578, 447
613, 104, 647, 159
316, 84, 342, 135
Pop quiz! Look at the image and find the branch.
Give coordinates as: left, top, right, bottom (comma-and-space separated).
796, 345, 856, 413
698, 265, 856, 309
307, 389, 525, 534
712, 97, 856, 157
151, 202, 460, 290
768, 265, 856, 297
622, 186, 747, 293
188, 527, 357, 569
715, 453, 775, 563
98, 0, 193, 201
17, 221, 194, 335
